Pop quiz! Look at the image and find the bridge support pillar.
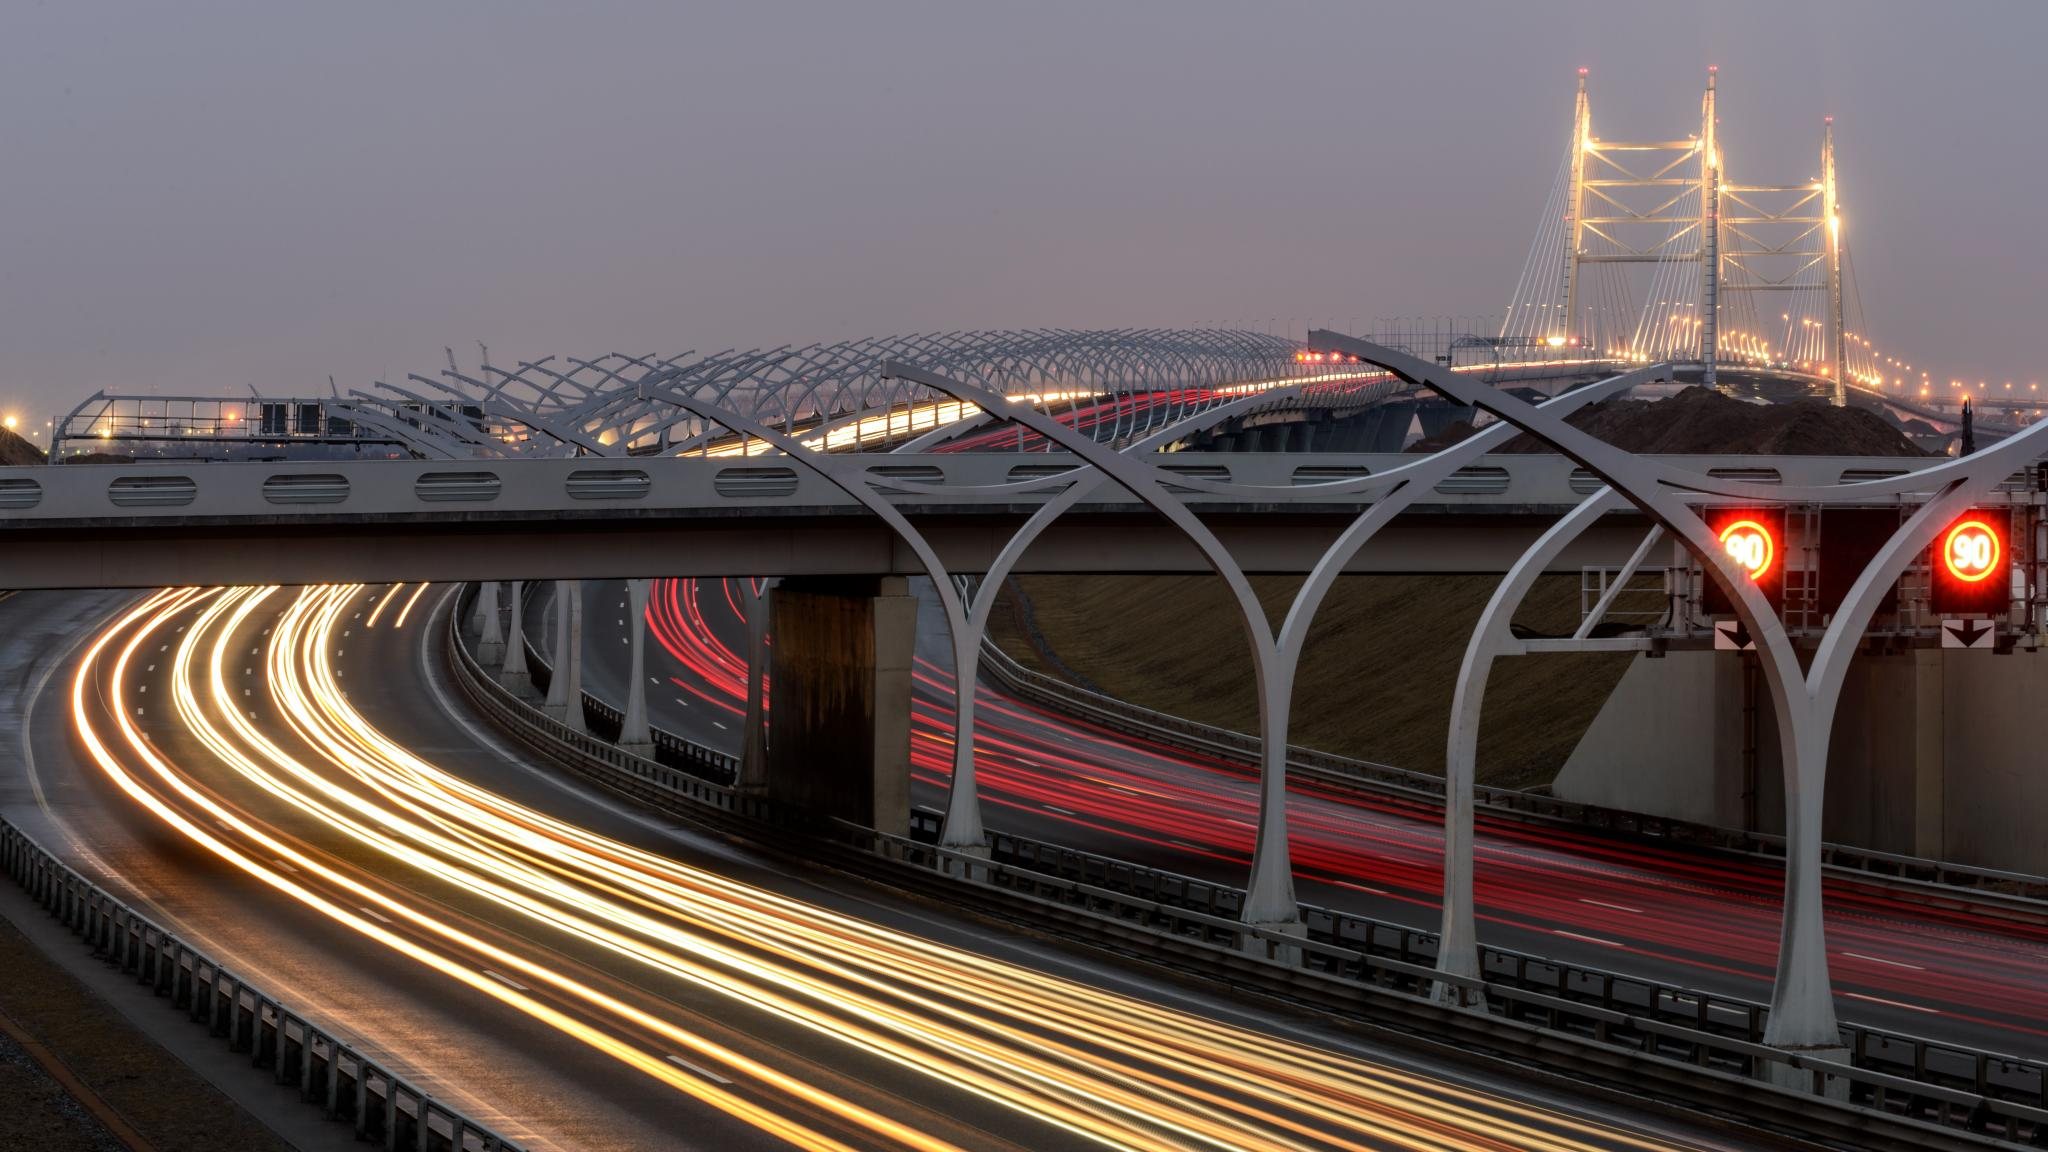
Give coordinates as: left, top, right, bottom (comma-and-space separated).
737, 580, 773, 793
475, 581, 504, 666
765, 576, 912, 838
543, 580, 585, 734
619, 579, 654, 758
499, 580, 531, 695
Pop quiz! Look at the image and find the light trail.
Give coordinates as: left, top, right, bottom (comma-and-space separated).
68, 584, 1709, 1152
393, 581, 433, 628
646, 577, 2048, 1046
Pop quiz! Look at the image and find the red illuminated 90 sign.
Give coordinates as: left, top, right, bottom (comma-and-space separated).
1718, 519, 1776, 581
1943, 519, 2003, 583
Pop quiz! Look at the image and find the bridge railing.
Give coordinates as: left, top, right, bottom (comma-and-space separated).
443, 591, 2048, 1148
976, 634, 2048, 913
0, 817, 524, 1152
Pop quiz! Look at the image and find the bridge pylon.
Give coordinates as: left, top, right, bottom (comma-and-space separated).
1506, 67, 1867, 404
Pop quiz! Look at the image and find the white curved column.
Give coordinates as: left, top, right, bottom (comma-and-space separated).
475, 580, 504, 665
544, 579, 586, 733
500, 579, 530, 693
1437, 488, 1625, 1003
738, 579, 771, 792
620, 578, 653, 754
1310, 328, 2048, 1055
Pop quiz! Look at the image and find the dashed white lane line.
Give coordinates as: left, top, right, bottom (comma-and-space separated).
1841, 951, 1926, 972
711, 721, 728, 730
1846, 991, 1940, 1014
1579, 898, 1643, 915
358, 907, 394, 925
1551, 929, 1624, 948
665, 1055, 734, 1084
1330, 879, 1390, 897
1045, 806, 1077, 817
481, 969, 530, 992
272, 859, 298, 874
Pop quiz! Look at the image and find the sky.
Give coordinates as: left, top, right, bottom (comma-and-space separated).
1, 0, 2042, 435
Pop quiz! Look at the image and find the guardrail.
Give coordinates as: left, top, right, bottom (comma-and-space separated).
976, 635, 2048, 912
0, 817, 523, 1152
443, 588, 2048, 1150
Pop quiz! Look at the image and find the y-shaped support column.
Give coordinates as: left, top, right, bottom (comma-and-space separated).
1310, 327, 2048, 1060
544, 579, 585, 734
475, 581, 504, 665
1437, 488, 1626, 1003
500, 580, 530, 694
619, 578, 654, 756
738, 578, 772, 792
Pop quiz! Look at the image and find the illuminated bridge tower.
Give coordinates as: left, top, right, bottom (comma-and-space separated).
1510, 68, 1866, 404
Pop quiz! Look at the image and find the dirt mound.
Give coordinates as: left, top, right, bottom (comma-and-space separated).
1410, 386, 1931, 457
0, 426, 44, 466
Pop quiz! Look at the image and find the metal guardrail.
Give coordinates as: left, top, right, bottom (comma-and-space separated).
444, 589, 2048, 1149
0, 818, 523, 1152
976, 636, 2048, 912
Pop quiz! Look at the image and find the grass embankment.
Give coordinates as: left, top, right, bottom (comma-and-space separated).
989, 573, 1632, 790
0, 913, 292, 1152
0, 426, 45, 466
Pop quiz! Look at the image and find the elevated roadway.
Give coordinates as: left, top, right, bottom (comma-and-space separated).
0, 452, 1964, 589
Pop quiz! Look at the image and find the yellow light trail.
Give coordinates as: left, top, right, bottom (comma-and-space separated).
71, 584, 1711, 1152
392, 581, 432, 628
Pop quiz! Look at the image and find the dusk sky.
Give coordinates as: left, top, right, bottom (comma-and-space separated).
1, 1, 2042, 432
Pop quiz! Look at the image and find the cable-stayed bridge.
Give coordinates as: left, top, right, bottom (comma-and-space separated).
1501, 67, 1903, 406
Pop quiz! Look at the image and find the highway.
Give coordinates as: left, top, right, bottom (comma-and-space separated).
0, 585, 1741, 1152
581, 576, 2048, 1061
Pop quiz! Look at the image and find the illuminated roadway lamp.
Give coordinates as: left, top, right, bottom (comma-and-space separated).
1942, 518, 2002, 583
1718, 518, 1776, 581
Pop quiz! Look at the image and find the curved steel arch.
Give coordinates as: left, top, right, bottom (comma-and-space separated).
1312, 328, 2048, 1051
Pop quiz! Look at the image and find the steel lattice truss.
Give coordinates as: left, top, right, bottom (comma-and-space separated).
374, 328, 1358, 458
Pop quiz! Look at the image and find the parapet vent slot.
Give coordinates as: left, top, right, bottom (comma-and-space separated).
1998, 470, 2031, 493
565, 469, 651, 501
1160, 464, 1230, 493
1291, 465, 1371, 487
415, 471, 502, 502
1567, 468, 1605, 495
0, 478, 42, 509
1435, 466, 1510, 496
714, 466, 799, 498
1005, 463, 1081, 483
864, 465, 944, 492
108, 475, 197, 508
1705, 467, 1781, 485
1838, 468, 1907, 485
262, 474, 350, 505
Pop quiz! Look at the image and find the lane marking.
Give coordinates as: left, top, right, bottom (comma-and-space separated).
1551, 929, 1623, 948
481, 969, 530, 992
1578, 898, 1643, 915
1845, 991, 1939, 1014
665, 1055, 734, 1084
1841, 951, 1926, 972
1329, 880, 1390, 897
272, 859, 298, 874
358, 906, 394, 925
1044, 806, 1076, 817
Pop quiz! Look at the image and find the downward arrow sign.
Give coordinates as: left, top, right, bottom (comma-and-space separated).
1943, 619, 1994, 649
